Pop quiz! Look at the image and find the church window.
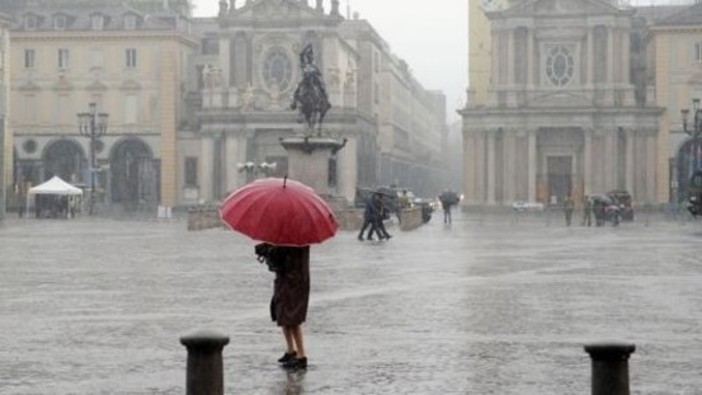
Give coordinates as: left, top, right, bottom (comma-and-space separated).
545, 45, 574, 87
92, 14, 104, 30
24, 49, 35, 69
124, 14, 137, 30
24, 15, 37, 30
126, 48, 137, 69
54, 15, 66, 31
695, 42, 702, 63
263, 48, 293, 92
58, 48, 70, 69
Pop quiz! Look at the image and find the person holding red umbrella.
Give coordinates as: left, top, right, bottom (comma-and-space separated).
220, 177, 339, 371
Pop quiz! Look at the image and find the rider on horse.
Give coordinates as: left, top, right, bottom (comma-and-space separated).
291, 44, 331, 132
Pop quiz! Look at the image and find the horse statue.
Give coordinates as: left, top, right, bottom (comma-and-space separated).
291, 44, 332, 133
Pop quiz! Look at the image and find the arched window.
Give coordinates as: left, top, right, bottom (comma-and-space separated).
677, 139, 702, 202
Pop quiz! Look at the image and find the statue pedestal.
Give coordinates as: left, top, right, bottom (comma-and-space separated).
280, 136, 347, 197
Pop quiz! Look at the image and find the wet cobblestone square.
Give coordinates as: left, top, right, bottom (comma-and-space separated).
1, 213, 701, 394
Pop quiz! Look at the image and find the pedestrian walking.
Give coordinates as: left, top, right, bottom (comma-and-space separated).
255, 244, 310, 370
563, 195, 575, 226
372, 194, 392, 240
358, 193, 382, 241
439, 189, 459, 224
581, 196, 592, 227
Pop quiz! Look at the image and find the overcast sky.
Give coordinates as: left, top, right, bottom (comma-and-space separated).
191, 0, 468, 123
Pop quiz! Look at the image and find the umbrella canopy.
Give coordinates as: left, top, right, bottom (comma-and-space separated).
219, 177, 339, 246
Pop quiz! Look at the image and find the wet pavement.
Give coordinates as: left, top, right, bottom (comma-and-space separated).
1, 212, 702, 394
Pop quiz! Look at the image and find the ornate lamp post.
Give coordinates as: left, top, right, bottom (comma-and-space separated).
681, 98, 702, 140
77, 102, 108, 215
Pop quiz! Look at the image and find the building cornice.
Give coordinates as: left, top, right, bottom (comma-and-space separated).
11, 30, 198, 47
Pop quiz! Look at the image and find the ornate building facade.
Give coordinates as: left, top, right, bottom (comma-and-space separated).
5, 0, 197, 211
0, 12, 12, 220
184, 0, 447, 204
648, 2, 702, 204
3, 0, 448, 211
462, 0, 664, 207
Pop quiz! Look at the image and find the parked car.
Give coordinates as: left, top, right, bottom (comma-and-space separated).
512, 201, 544, 213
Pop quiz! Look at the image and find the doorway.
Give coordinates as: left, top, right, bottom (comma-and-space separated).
547, 156, 572, 204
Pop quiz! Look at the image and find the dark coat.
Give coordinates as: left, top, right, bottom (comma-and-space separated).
270, 246, 310, 327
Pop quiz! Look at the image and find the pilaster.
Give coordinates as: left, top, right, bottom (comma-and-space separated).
528, 129, 537, 203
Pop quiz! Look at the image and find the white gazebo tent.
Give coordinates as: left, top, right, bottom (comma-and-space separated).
27, 176, 84, 218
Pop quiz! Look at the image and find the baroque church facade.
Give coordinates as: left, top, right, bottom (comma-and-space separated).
462, 0, 664, 207
188, 0, 377, 204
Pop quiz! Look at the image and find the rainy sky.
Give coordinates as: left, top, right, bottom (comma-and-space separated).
191, 0, 468, 123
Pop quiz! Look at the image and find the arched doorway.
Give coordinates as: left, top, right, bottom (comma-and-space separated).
677, 138, 702, 202
42, 139, 86, 183
109, 138, 157, 211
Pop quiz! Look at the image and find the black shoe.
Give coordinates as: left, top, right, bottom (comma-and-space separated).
283, 357, 307, 370
384, 234, 392, 240
357, 236, 364, 241
278, 352, 296, 364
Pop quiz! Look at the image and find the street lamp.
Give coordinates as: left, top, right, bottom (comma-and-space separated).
681, 98, 702, 140
77, 102, 108, 215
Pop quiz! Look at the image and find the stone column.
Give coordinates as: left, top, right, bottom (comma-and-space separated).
503, 132, 517, 203
200, 135, 215, 203
475, 131, 486, 204
587, 28, 594, 85
583, 128, 592, 197
527, 29, 534, 86
225, 132, 243, 193
337, 133, 358, 204
608, 27, 615, 84
528, 130, 537, 203
463, 129, 476, 204
625, 129, 635, 196
487, 131, 496, 205
604, 131, 616, 191
646, 133, 657, 204
0, 118, 5, 221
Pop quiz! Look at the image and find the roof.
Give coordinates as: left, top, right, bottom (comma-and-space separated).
8, 3, 191, 32
28, 176, 83, 196
633, 5, 687, 25
657, 2, 702, 26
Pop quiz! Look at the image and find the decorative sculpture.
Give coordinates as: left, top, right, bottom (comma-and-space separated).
290, 44, 331, 132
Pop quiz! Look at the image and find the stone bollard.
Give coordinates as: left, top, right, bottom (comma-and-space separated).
584, 343, 636, 395
180, 330, 230, 395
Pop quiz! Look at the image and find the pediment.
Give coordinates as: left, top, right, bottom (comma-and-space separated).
86, 80, 108, 91
18, 80, 41, 92
120, 79, 142, 91
499, 0, 627, 17
52, 75, 73, 91
231, 0, 320, 20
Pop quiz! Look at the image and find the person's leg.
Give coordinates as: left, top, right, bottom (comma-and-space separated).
283, 327, 295, 354
291, 326, 306, 358
358, 219, 370, 240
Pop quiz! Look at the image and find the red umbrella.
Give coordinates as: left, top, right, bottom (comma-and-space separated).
219, 177, 339, 246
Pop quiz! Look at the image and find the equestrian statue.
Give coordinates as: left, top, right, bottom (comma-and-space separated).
291, 44, 332, 133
